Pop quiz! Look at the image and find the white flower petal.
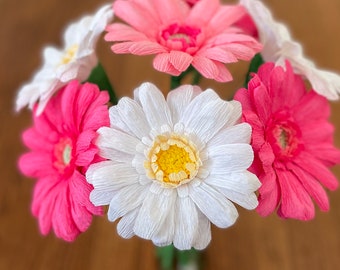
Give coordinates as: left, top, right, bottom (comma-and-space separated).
117, 97, 150, 139
189, 182, 238, 228
181, 90, 241, 143
166, 85, 202, 123
16, 4, 114, 114
133, 189, 176, 240
117, 208, 139, 239
206, 171, 261, 194
89, 189, 115, 206
86, 161, 139, 191
192, 211, 211, 250
173, 197, 198, 250
108, 106, 127, 129
208, 123, 251, 147
208, 143, 254, 173
97, 127, 139, 155
217, 188, 259, 210
135, 82, 173, 129
108, 184, 149, 222
241, 0, 340, 100
152, 199, 175, 247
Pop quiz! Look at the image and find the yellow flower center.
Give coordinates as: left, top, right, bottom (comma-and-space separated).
60, 44, 78, 65
144, 134, 201, 186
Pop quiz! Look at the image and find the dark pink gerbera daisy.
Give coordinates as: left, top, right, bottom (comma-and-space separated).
105, 0, 262, 82
235, 61, 340, 220
18, 80, 110, 241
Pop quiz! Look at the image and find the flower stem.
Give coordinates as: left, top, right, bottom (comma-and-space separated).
170, 66, 202, 89
244, 53, 264, 88
87, 62, 118, 105
156, 245, 201, 270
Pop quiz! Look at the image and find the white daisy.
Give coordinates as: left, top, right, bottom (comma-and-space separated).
87, 82, 261, 250
240, 0, 340, 100
16, 4, 114, 114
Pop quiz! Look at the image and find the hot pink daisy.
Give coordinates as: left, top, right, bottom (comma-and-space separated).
18, 80, 110, 241
234, 61, 340, 220
105, 0, 262, 82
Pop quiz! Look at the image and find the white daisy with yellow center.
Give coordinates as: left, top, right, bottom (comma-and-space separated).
87, 83, 261, 250
16, 4, 114, 115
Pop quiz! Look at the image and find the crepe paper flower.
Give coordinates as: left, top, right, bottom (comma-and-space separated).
240, 0, 340, 100
16, 4, 114, 115
185, 0, 199, 6
105, 0, 262, 82
234, 61, 340, 221
185, 0, 258, 38
18, 80, 110, 241
87, 82, 261, 250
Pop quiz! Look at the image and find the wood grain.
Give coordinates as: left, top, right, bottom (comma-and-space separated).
1, 0, 340, 269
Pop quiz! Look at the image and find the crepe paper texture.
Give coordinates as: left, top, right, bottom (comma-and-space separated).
16, 4, 113, 115
235, 61, 340, 220
18, 80, 110, 241
241, 0, 340, 100
87, 82, 261, 250
105, 0, 262, 82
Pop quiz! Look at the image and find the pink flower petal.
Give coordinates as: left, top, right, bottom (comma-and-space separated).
209, 5, 247, 34
192, 56, 219, 80
153, 53, 182, 76
287, 163, 330, 211
129, 41, 167, 55
18, 152, 53, 178
113, 0, 159, 36
276, 169, 315, 220
169, 51, 193, 72
52, 188, 80, 241
105, 23, 148, 42
22, 128, 54, 151
294, 153, 339, 191
198, 47, 238, 64
256, 169, 280, 216
187, 0, 219, 27
152, 0, 189, 24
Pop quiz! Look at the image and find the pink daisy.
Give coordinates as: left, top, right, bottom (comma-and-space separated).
234, 61, 340, 220
18, 80, 110, 241
105, 0, 262, 82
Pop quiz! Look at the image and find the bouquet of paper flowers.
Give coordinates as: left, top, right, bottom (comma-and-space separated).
15, 0, 340, 269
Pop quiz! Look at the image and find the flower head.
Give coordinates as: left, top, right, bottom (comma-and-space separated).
105, 0, 262, 82
235, 61, 340, 220
240, 0, 340, 100
87, 82, 260, 250
16, 4, 114, 115
18, 80, 110, 241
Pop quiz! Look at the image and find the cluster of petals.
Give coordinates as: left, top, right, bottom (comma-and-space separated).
240, 0, 340, 100
16, 4, 113, 115
87, 82, 261, 250
235, 61, 340, 220
18, 80, 110, 241
105, 0, 262, 82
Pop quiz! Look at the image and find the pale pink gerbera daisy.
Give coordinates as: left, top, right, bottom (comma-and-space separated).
18, 80, 110, 241
235, 61, 340, 220
105, 0, 262, 82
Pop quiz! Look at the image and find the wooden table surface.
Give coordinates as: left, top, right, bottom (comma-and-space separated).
1, 0, 340, 269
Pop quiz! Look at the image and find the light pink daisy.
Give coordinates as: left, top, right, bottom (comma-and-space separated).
234, 61, 340, 220
18, 80, 110, 241
105, 0, 262, 82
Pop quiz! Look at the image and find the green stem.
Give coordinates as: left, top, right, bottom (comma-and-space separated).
170, 66, 202, 89
244, 53, 264, 88
156, 245, 175, 270
156, 245, 201, 270
87, 62, 118, 105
